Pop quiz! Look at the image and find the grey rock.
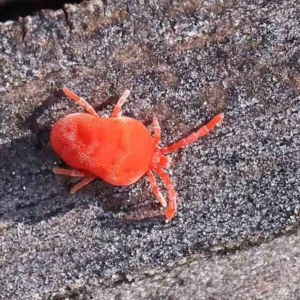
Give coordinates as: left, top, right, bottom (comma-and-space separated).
96, 230, 300, 300
0, 0, 300, 299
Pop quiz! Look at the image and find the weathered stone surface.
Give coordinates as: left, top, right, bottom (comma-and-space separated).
0, 0, 300, 298
95, 230, 300, 300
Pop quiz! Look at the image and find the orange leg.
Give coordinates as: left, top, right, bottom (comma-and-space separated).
63, 87, 99, 118
70, 174, 97, 194
53, 167, 96, 194
152, 117, 161, 148
160, 113, 224, 154
154, 168, 177, 220
53, 167, 90, 177
111, 89, 131, 117
147, 170, 167, 208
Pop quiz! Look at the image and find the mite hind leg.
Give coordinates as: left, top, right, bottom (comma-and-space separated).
53, 167, 90, 177
53, 168, 96, 194
110, 89, 131, 117
70, 174, 97, 194
63, 87, 99, 118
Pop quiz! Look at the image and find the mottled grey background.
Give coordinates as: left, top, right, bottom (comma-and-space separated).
0, 0, 300, 299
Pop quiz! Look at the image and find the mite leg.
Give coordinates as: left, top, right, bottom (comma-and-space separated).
152, 117, 161, 148
154, 168, 177, 220
111, 89, 131, 117
70, 174, 97, 194
53, 167, 90, 177
147, 170, 167, 208
63, 87, 99, 118
160, 113, 224, 154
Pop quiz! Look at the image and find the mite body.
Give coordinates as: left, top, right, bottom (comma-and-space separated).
50, 88, 224, 220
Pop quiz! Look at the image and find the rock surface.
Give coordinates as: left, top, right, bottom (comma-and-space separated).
0, 0, 300, 298
95, 230, 300, 300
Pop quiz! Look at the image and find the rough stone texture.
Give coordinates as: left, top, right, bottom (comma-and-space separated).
0, 0, 300, 299
95, 230, 300, 300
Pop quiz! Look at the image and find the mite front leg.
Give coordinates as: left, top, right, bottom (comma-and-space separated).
111, 89, 131, 117
152, 117, 161, 148
147, 170, 167, 208
154, 168, 177, 220
160, 113, 224, 154
63, 87, 99, 118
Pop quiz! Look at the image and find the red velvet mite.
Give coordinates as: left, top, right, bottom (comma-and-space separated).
50, 87, 224, 220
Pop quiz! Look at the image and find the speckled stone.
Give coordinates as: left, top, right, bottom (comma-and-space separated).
1, 0, 300, 299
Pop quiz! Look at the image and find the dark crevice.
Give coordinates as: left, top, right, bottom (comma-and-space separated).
102, 0, 107, 16
20, 18, 26, 41
62, 5, 71, 33
0, 0, 83, 22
